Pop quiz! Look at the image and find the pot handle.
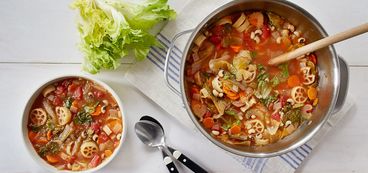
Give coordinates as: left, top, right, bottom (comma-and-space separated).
333, 56, 349, 113
164, 29, 195, 96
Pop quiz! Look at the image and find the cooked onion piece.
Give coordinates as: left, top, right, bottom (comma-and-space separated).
42, 85, 55, 97
216, 16, 232, 26
291, 86, 307, 104
30, 108, 47, 126
55, 107, 72, 125
80, 141, 99, 158
233, 13, 246, 28
194, 34, 207, 47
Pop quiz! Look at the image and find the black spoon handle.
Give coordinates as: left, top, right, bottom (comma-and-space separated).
167, 147, 208, 173
160, 148, 179, 173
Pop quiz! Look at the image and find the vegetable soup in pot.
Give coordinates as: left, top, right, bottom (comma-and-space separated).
27, 77, 123, 171
185, 11, 319, 146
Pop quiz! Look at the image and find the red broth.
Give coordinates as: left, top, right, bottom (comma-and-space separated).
185, 11, 319, 146
27, 77, 123, 171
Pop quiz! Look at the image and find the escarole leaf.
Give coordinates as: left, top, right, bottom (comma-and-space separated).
71, 0, 176, 74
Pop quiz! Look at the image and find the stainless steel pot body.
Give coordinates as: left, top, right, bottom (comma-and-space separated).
165, 0, 348, 157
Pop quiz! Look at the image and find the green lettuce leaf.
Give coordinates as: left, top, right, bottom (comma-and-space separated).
71, 0, 176, 74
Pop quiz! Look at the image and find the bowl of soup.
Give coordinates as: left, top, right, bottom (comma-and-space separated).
166, 0, 349, 157
21, 75, 127, 172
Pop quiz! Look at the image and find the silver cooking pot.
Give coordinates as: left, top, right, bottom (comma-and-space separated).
164, 0, 349, 157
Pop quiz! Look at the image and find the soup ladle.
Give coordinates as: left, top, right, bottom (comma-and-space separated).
135, 117, 208, 173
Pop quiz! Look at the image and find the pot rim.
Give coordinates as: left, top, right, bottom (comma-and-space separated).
179, 0, 340, 157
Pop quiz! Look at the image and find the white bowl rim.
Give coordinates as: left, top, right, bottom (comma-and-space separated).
21, 74, 127, 173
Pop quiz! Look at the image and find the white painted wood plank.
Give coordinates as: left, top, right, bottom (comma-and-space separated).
0, 64, 246, 173
0, 0, 367, 65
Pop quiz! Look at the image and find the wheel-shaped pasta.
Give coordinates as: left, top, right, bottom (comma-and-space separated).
30, 108, 47, 126
245, 119, 264, 134
80, 141, 98, 158
291, 86, 307, 104
55, 106, 72, 125
301, 67, 315, 85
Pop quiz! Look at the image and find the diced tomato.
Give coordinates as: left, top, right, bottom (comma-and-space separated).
209, 35, 222, 45
261, 25, 271, 40
204, 111, 212, 118
280, 95, 288, 107
243, 32, 255, 50
309, 54, 317, 64
271, 112, 281, 121
212, 25, 224, 36
191, 86, 200, 94
73, 86, 83, 100
55, 86, 66, 95
88, 155, 101, 168
61, 80, 71, 87
68, 83, 78, 92
211, 123, 220, 131
68, 155, 76, 164
93, 90, 104, 99
97, 132, 109, 144
91, 121, 101, 134
52, 96, 62, 106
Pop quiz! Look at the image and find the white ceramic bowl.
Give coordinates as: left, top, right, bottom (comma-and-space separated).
21, 75, 127, 173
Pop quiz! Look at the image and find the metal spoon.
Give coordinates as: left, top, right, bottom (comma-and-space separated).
135, 120, 179, 173
137, 116, 208, 173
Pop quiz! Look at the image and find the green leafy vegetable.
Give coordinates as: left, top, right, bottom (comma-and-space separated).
283, 109, 301, 124
74, 110, 92, 125
71, 0, 176, 73
39, 141, 60, 157
225, 109, 237, 116
260, 93, 278, 107
64, 97, 73, 109
278, 63, 289, 79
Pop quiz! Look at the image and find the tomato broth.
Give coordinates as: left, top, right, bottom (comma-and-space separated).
27, 77, 123, 171
186, 11, 319, 146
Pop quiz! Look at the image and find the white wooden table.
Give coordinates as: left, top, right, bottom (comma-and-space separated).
0, 0, 367, 172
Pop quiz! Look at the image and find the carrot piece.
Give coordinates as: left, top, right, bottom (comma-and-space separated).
223, 86, 239, 100
229, 125, 241, 135
313, 98, 319, 106
239, 91, 246, 98
28, 131, 37, 142
46, 130, 52, 141
287, 75, 300, 87
46, 154, 59, 163
37, 138, 49, 144
307, 87, 318, 100
230, 45, 242, 53
92, 105, 102, 116
72, 100, 78, 107
104, 150, 113, 157
203, 117, 215, 129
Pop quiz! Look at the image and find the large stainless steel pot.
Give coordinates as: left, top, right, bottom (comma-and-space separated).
164, 0, 349, 157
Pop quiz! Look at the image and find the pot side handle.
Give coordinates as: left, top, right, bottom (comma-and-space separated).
164, 29, 195, 96
333, 56, 349, 113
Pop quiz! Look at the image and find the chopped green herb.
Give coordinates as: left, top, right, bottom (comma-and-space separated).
74, 110, 92, 125
38, 141, 60, 157
283, 108, 302, 124
259, 93, 278, 107
221, 123, 231, 131
225, 109, 237, 116
278, 63, 289, 79
64, 97, 73, 109
251, 51, 257, 58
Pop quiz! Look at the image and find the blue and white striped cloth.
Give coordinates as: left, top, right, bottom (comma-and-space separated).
125, 0, 353, 172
